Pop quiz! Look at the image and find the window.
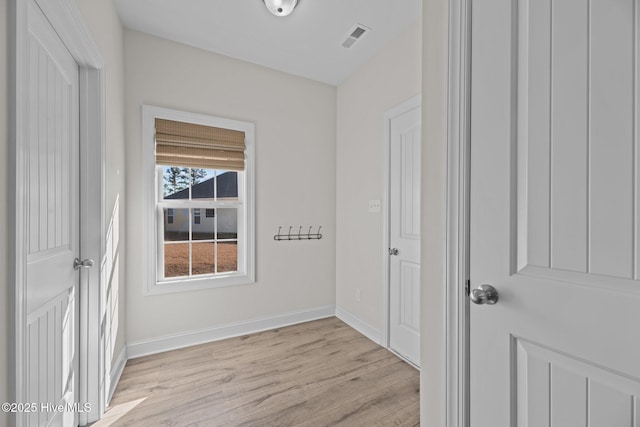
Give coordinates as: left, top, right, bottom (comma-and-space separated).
161, 169, 239, 278
143, 106, 255, 294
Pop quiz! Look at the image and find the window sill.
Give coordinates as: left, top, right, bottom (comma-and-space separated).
145, 272, 255, 296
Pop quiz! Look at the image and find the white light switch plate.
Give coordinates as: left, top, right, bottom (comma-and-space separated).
368, 200, 381, 213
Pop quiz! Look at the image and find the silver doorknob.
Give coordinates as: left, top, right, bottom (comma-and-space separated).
74, 258, 94, 270
470, 284, 499, 305
389, 248, 399, 256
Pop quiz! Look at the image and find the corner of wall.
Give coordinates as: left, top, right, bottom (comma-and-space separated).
107, 345, 127, 405
335, 18, 422, 334
335, 306, 382, 345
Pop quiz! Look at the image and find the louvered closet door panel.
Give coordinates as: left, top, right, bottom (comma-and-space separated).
24, 0, 80, 425
519, 0, 637, 281
470, 0, 640, 425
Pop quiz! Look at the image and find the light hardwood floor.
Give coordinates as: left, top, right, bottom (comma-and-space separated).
104, 317, 419, 426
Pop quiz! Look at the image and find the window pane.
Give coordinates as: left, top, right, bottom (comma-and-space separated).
163, 167, 191, 199
214, 171, 238, 200
217, 242, 237, 273
164, 208, 189, 241
192, 209, 214, 241
191, 168, 215, 199
216, 208, 238, 240
192, 242, 215, 275
164, 243, 189, 277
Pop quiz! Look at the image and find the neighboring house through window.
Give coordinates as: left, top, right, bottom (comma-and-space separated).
142, 105, 255, 294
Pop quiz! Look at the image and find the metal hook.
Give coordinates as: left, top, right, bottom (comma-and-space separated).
274, 225, 322, 241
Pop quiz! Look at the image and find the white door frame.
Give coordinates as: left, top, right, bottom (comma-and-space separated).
10, 0, 106, 425
419, 0, 470, 425
381, 93, 422, 351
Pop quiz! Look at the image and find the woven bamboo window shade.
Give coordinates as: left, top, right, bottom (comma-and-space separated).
155, 118, 246, 171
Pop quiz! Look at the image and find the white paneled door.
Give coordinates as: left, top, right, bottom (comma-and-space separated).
24, 0, 81, 426
389, 103, 421, 367
470, 0, 640, 426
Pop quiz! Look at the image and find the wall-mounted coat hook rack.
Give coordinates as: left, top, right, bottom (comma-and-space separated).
274, 225, 323, 241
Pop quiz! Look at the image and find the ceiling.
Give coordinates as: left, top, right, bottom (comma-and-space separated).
114, 0, 422, 86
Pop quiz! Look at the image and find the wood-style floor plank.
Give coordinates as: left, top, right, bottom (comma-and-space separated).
105, 317, 419, 426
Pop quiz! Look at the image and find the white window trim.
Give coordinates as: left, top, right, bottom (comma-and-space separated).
142, 105, 256, 295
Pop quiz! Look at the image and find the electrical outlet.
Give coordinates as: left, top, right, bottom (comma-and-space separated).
368, 200, 381, 213
356, 289, 361, 302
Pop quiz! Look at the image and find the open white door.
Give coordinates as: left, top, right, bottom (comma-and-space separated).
470, 0, 640, 425
23, 0, 83, 425
388, 101, 421, 367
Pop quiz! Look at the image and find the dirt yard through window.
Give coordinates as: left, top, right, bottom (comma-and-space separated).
164, 242, 237, 277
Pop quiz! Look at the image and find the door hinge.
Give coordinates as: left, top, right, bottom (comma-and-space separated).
465, 279, 470, 297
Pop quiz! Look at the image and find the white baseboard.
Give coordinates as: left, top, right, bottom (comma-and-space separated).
335, 306, 382, 345
127, 305, 336, 359
108, 346, 127, 404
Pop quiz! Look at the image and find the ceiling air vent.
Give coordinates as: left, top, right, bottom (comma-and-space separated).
342, 24, 371, 49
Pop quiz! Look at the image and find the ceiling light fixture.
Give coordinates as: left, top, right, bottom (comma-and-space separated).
263, 0, 298, 17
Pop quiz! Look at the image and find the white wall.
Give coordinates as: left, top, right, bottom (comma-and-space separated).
1, 1, 10, 424
335, 20, 422, 336
124, 30, 337, 344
